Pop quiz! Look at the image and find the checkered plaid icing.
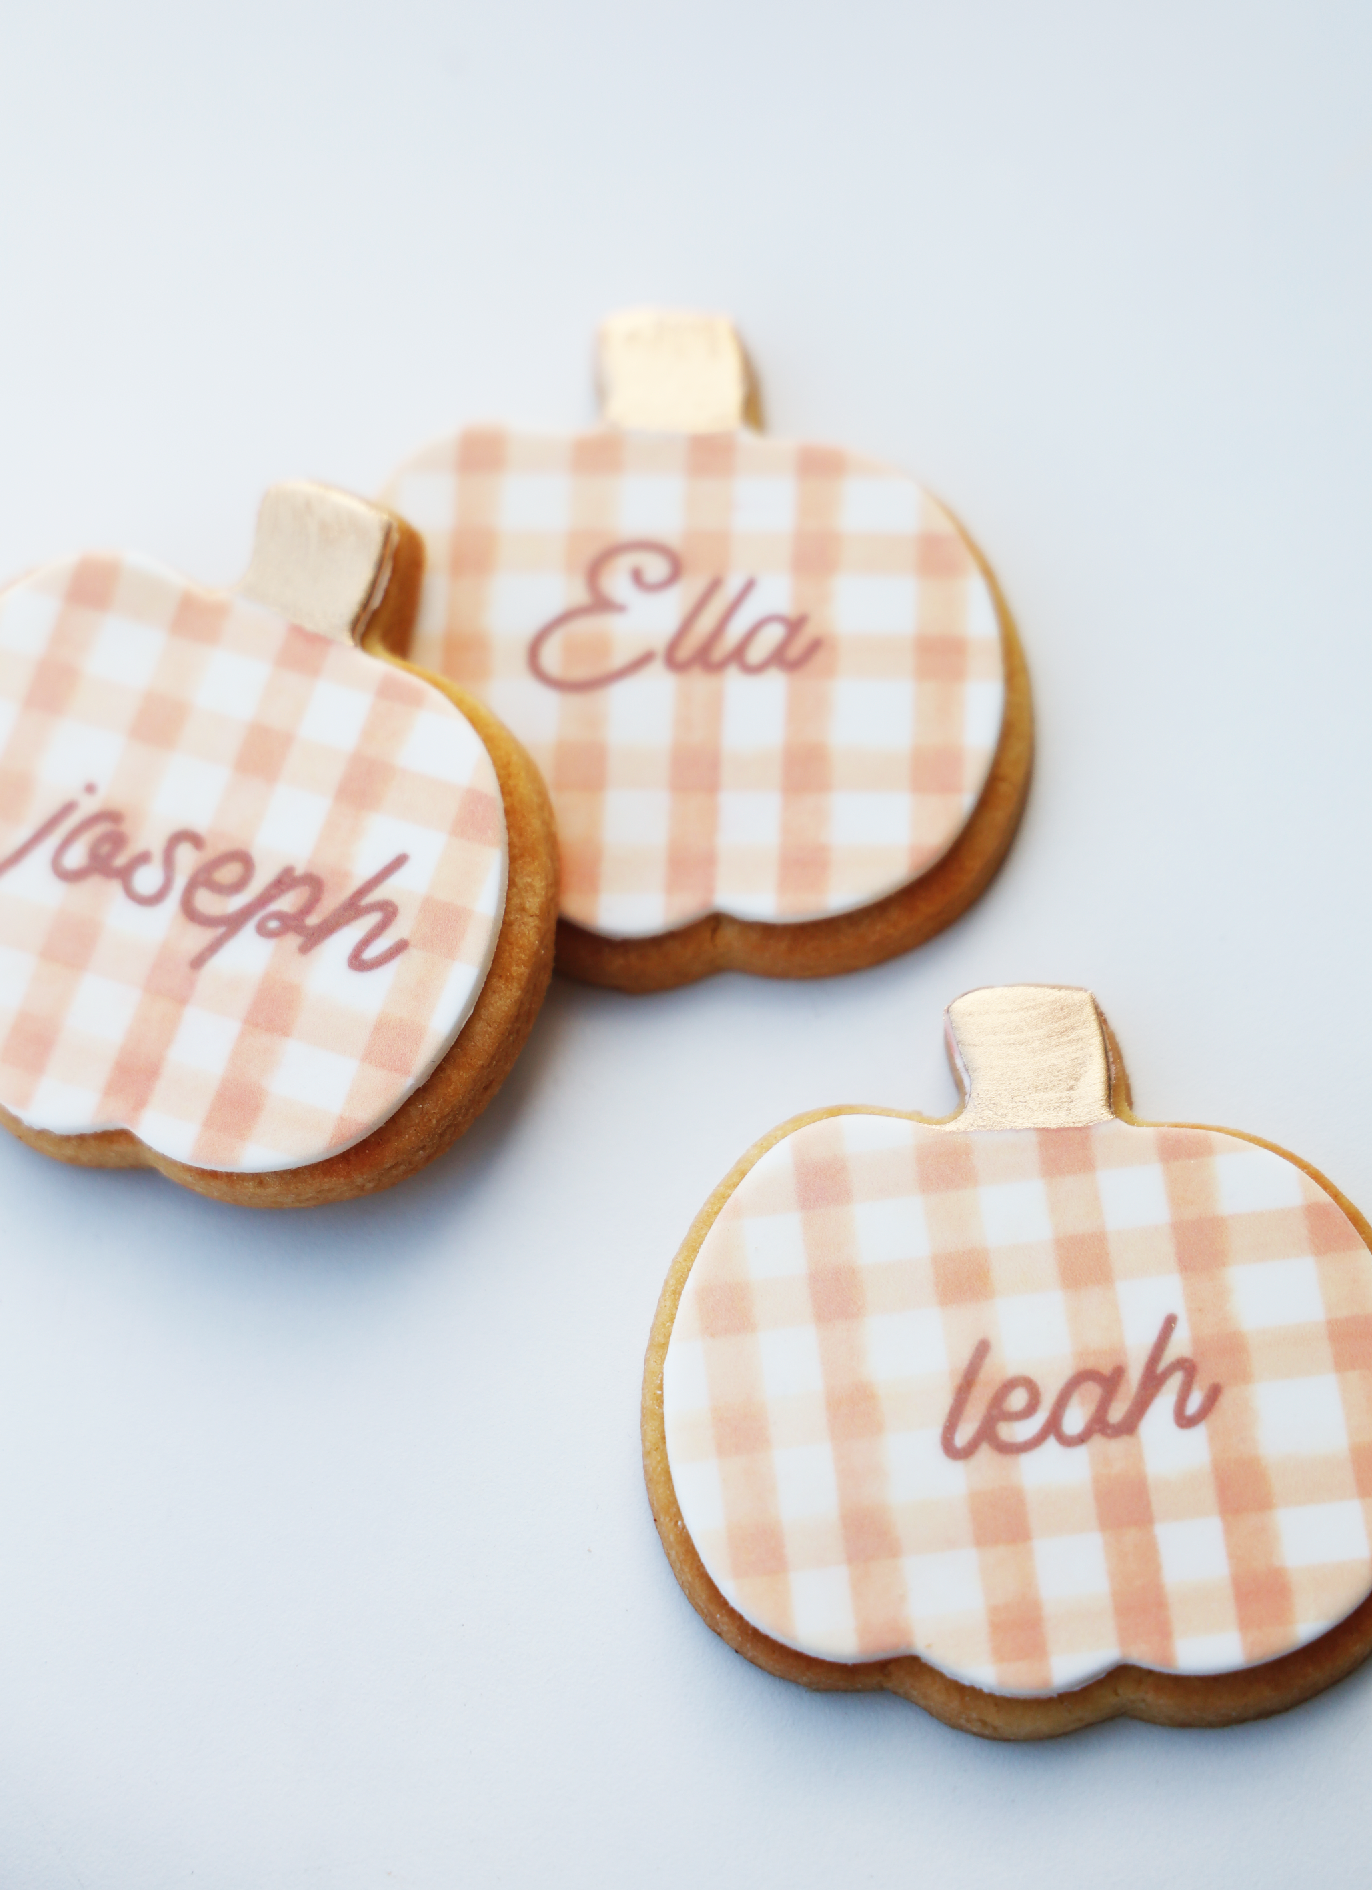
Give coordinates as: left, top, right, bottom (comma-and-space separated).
662, 1113, 1372, 1695
382, 429, 1005, 937
0, 554, 506, 1173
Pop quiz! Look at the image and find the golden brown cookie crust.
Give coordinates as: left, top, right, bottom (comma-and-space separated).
556, 550, 1032, 993
0, 523, 560, 1208
641, 1090, 1372, 1738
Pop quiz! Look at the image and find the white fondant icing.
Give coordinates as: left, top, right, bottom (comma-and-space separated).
383, 429, 1007, 938
663, 1112, 1372, 1694
0, 554, 508, 1173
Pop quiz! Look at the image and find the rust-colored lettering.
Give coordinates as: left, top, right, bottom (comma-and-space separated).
980, 1374, 1044, 1454
941, 1339, 992, 1461
526, 539, 825, 689
1042, 1366, 1126, 1447
0, 797, 84, 880
51, 810, 127, 882
1101, 1314, 1222, 1436
730, 611, 823, 674
17, 793, 412, 977
181, 850, 255, 965
663, 578, 756, 672
527, 541, 676, 691
123, 829, 204, 907
940, 1316, 1221, 1461
254, 872, 325, 941
296, 854, 410, 972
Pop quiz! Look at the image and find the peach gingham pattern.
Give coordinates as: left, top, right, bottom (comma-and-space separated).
383, 429, 1005, 937
663, 1113, 1372, 1695
0, 555, 506, 1173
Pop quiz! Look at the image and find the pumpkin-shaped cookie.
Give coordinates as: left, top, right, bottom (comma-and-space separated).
644, 986, 1372, 1735
0, 484, 557, 1206
382, 312, 1031, 991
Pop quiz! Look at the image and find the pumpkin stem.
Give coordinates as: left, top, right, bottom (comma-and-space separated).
943, 984, 1116, 1131
239, 481, 407, 649
598, 309, 760, 433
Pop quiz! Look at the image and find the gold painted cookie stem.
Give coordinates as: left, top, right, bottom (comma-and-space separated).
944, 985, 1114, 1131
597, 309, 759, 433
240, 481, 401, 647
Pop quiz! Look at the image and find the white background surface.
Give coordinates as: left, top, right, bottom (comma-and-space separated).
2, 2, 1371, 1883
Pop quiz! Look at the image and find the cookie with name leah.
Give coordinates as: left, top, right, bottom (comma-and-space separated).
381, 310, 1031, 991
0, 483, 558, 1206
643, 985, 1372, 1736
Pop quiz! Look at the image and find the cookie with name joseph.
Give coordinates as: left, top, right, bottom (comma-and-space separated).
644, 986, 1372, 1736
0, 484, 557, 1206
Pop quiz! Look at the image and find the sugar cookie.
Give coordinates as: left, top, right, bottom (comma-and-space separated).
0, 484, 558, 1205
644, 986, 1372, 1736
382, 311, 1031, 991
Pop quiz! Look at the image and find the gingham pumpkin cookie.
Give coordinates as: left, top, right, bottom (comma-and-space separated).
643, 986, 1372, 1737
381, 310, 1031, 991
0, 484, 557, 1206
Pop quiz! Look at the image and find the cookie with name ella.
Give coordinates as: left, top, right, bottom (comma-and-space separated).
643, 986, 1372, 1736
381, 310, 1032, 992
0, 484, 558, 1206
